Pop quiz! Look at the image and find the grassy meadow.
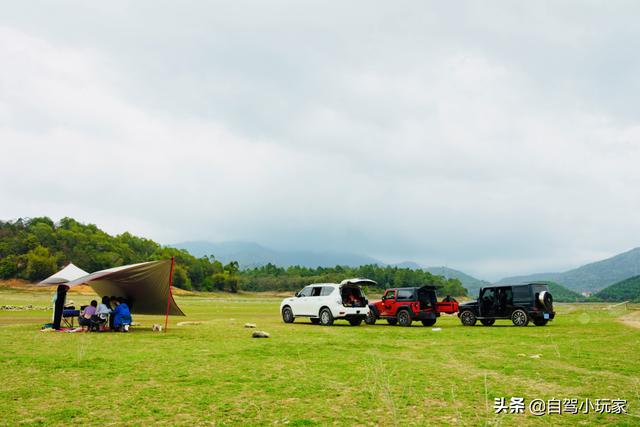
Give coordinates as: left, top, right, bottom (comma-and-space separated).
1, 286, 639, 426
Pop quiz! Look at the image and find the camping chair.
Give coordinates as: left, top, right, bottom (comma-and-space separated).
62, 307, 79, 328
90, 315, 108, 332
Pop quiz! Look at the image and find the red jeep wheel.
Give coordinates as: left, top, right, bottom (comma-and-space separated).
397, 309, 412, 327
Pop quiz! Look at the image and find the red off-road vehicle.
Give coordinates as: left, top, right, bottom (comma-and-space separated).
365, 286, 459, 327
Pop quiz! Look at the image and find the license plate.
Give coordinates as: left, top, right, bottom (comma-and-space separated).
543, 313, 550, 319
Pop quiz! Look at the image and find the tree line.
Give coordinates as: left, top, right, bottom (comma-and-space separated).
0, 217, 467, 296
241, 263, 467, 296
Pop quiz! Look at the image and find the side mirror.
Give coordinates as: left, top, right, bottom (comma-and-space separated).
295, 291, 300, 297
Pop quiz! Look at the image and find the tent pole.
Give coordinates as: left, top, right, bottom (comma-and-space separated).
164, 257, 175, 332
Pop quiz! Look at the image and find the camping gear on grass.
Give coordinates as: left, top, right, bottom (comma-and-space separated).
40, 259, 185, 330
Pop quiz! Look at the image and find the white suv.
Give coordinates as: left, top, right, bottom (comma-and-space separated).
280, 278, 375, 326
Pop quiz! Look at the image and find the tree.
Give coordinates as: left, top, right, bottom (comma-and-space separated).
226, 276, 239, 293
24, 246, 57, 282
211, 273, 226, 291
172, 265, 192, 290
0, 255, 18, 279
224, 261, 239, 276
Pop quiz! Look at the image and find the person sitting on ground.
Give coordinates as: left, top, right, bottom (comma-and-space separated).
112, 297, 132, 332
94, 296, 112, 331
78, 300, 97, 332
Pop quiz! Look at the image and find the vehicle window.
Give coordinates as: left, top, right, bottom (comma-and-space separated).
311, 287, 322, 297
298, 287, 312, 297
397, 289, 413, 300
503, 288, 513, 304
320, 286, 333, 296
512, 286, 529, 300
383, 290, 396, 300
482, 288, 495, 300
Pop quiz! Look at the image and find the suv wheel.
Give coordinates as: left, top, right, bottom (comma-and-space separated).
460, 310, 477, 326
480, 319, 495, 326
282, 307, 295, 323
511, 309, 529, 326
421, 319, 436, 327
365, 312, 377, 325
349, 318, 363, 326
533, 319, 548, 326
397, 310, 412, 327
386, 318, 398, 325
310, 318, 320, 324
319, 308, 334, 326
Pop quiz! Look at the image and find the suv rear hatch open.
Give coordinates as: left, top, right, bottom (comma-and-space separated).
340, 278, 376, 308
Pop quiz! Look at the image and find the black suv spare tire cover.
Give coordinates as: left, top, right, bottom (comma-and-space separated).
538, 291, 553, 311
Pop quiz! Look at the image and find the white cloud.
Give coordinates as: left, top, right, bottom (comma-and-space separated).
1, 2, 640, 280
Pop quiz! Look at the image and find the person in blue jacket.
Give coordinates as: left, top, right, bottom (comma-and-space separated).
112, 297, 132, 332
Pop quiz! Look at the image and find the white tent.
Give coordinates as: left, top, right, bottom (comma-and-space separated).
40, 263, 89, 285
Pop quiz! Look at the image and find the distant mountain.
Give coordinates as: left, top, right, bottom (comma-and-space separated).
390, 263, 489, 293
498, 247, 640, 292
391, 261, 423, 269
171, 241, 383, 268
593, 276, 640, 302
423, 266, 490, 294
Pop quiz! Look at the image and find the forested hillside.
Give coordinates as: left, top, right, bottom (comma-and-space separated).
498, 247, 640, 292
0, 217, 238, 291
592, 276, 640, 302
0, 217, 467, 295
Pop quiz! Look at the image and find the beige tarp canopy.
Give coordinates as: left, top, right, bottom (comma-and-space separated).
40, 260, 184, 316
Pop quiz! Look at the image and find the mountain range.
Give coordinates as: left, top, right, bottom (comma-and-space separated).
497, 247, 640, 292
172, 241, 381, 269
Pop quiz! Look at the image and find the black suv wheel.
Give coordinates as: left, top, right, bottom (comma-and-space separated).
460, 310, 477, 326
511, 309, 529, 326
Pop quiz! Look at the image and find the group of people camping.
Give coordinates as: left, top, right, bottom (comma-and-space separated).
77, 296, 132, 332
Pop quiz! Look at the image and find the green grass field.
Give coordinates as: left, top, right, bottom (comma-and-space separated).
1, 287, 639, 426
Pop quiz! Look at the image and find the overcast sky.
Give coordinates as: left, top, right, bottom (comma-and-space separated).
1, 1, 640, 280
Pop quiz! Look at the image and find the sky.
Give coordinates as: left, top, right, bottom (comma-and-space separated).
1, 1, 640, 280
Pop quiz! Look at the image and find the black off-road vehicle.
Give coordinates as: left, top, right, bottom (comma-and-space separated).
458, 283, 555, 327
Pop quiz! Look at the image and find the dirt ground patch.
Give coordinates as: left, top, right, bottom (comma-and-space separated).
619, 310, 640, 329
